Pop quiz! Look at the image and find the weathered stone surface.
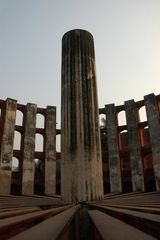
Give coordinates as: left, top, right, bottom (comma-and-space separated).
44, 106, 56, 195
144, 93, 160, 191
22, 103, 37, 195
105, 104, 122, 193
61, 29, 104, 202
0, 98, 17, 195
125, 100, 144, 192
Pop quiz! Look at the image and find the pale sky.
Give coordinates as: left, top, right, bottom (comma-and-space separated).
1, 0, 160, 129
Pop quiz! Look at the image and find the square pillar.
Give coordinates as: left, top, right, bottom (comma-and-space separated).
105, 104, 122, 193
144, 93, 160, 191
44, 106, 56, 195
22, 103, 37, 195
0, 98, 17, 195
125, 100, 145, 192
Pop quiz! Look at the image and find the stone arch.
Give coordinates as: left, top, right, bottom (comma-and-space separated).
35, 133, 44, 152
118, 110, 126, 126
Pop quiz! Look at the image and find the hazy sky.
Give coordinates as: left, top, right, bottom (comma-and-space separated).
1, 0, 160, 128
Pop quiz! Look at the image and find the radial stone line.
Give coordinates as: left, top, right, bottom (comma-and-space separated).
61, 29, 104, 202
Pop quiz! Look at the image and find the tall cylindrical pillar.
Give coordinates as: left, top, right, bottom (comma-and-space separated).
61, 29, 104, 202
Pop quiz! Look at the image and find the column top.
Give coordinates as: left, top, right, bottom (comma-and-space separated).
62, 29, 93, 41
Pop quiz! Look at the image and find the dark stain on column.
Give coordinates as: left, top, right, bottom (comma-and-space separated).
70, 32, 77, 151
81, 31, 94, 148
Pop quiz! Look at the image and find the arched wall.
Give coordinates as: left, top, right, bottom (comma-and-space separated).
0, 93, 160, 196
101, 93, 160, 194
0, 99, 57, 196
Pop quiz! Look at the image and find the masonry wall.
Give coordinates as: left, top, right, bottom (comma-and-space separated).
0, 93, 160, 196
100, 93, 160, 194
0, 98, 58, 196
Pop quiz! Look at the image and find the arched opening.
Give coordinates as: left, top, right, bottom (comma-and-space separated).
118, 111, 126, 126
0, 108, 4, 129
34, 158, 44, 195
99, 114, 106, 128
122, 181, 132, 193
121, 154, 132, 193
157, 99, 160, 117
101, 132, 108, 151
15, 110, 23, 126
35, 133, 44, 152
12, 157, 19, 172
103, 182, 110, 194
100, 114, 107, 151
34, 184, 44, 195
140, 126, 150, 147
56, 158, 61, 195
139, 106, 147, 122
56, 134, 61, 152
102, 162, 110, 194
11, 157, 20, 195
145, 180, 156, 192
143, 153, 156, 192
119, 130, 128, 151
34, 158, 43, 173
11, 184, 20, 195
36, 113, 45, 128
13, 131, 21, 150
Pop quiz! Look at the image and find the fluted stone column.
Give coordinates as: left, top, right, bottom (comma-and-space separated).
44, 106, 56, 195
22, 103, 37, 195
105, 104, 122, 193
125, 100, 144, 192
144, 93, 160, 191
0, 98, 17, 195
61, 29, 103, 202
